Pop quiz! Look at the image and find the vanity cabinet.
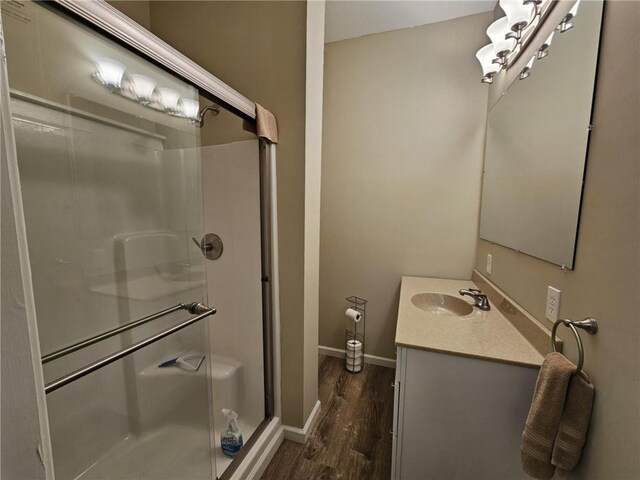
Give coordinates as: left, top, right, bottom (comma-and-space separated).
391, 347, 539, 480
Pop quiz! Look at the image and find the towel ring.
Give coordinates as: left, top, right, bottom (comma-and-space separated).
551, 317, 598, 375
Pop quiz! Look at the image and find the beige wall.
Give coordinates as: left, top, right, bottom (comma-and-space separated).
106, 1, 150, 30
320, 12, 492, 358
476, 1, 640, 478
145, 1, 310, 428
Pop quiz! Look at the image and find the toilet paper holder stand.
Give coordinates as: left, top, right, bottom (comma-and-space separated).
345, 295, 367, 373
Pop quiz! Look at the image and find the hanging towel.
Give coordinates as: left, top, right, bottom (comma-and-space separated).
551, 371, 595, 471
521, 352, 575, 479
255, 103, 279, 144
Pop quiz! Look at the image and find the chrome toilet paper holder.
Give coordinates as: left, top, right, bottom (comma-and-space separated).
345, 295, 367, 374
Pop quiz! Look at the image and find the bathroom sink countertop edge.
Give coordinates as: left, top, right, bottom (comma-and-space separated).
395, 276, 546, 368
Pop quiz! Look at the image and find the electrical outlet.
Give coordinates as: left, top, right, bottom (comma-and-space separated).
546, 286, 561, 322
486, 254, 493, 275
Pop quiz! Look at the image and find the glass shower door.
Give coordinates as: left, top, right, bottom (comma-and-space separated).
2, 3, 216, 479
197, 120, 267, 477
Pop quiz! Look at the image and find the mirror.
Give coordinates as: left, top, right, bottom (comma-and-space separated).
479, 0, 604, 268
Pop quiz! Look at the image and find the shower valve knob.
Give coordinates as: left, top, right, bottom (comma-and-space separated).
192, 234, 223, 261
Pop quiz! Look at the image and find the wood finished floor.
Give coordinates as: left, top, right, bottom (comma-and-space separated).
261, 355, 395, 480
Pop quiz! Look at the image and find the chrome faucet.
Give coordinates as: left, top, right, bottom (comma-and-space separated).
459, 288, 491, 311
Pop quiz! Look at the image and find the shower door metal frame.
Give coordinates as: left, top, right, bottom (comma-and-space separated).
51, 0, 256, 121
6, 1, 281, 478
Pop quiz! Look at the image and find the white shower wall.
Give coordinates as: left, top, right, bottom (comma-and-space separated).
200, 139, 266, 446
13, 97, 212, 479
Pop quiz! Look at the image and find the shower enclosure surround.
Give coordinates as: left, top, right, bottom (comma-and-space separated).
0, 1, 282, 479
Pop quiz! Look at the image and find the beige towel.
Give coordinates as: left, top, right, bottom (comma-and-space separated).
551, 371, 594, 471
255, 103, 278, 144
521, 352, 575, 479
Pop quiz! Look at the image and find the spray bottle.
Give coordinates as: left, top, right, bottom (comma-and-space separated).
220, 409, 243, 458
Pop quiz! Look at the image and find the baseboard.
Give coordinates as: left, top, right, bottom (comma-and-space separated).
319, 345, 396, 368
282, 399, 321, 444
233, 416, 283, 480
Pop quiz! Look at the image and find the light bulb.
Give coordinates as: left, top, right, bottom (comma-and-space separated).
567, 0, 581, 20
127, 74, 157, 105
500, 0, 536, 36
155, 87, 181, 114
180, 98, 200, 122
487, 17, 517, 61
558, 0, 580, 32
94, 58, 126, 90
519, 55, 536, 80
537, 31, 555, 59
476, 44, 501, 83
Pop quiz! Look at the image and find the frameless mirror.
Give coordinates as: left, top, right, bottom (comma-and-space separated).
479, 0, 604, 268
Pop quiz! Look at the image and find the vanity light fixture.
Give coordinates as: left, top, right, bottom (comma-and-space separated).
476, 0, 577, 83
92, 58, 204, 124
487, 17, 517, 65
126, 74, 157, 105
476, 44, 501, 84
93, 58, 126, 90
519, 55, 536, 80
558, 0, 581, 33
536, 31, 555, 59
500, 0, 536, 40
155, 87, 182, 114
523, 0, 550, 15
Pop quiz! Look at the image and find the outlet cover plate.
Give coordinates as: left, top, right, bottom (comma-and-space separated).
546, 286, 561, 322
486, 254, 493, 275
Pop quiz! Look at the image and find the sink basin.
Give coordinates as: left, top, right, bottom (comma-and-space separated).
410, 293, 474, 317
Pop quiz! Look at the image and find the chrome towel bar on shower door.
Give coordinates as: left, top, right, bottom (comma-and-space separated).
41, 302, 206, 364
44, 303, 216, 394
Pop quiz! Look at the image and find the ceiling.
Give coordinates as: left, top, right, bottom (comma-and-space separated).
325, 1, 498, 44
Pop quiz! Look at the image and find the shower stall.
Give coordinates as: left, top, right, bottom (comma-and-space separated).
1, 2, 279, 479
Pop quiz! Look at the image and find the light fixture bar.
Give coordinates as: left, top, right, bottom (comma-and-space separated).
476, 0, 564, 83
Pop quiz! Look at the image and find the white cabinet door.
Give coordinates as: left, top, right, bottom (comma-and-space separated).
391, 347, 405, 480
395, 348, 539, 480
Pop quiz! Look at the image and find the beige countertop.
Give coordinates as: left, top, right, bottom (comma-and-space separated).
395, 276, 545, 368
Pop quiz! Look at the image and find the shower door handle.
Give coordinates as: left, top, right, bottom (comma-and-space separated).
192, 234, 223, 260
